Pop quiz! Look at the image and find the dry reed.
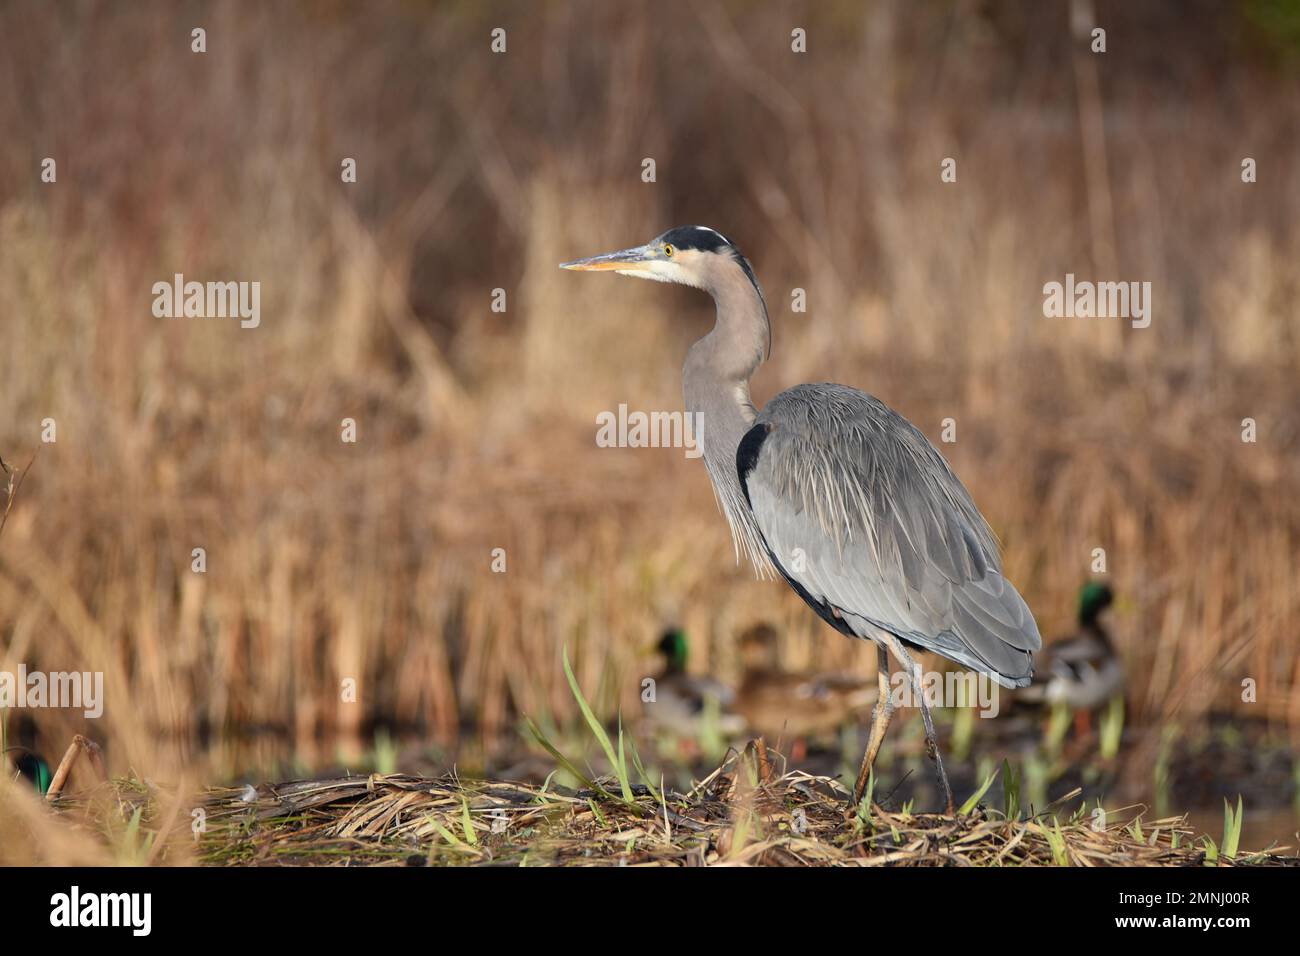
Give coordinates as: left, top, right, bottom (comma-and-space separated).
1, 2, 1298, 848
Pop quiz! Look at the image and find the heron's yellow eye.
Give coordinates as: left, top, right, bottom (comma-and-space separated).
663, 244, 674, 257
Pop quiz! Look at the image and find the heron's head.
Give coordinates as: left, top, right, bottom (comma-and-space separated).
560, 226, 760, 294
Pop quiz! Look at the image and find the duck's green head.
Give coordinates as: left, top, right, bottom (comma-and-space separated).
656, 628, 689, 672
1078, 582, 1115, 625
12, 751, 51, 795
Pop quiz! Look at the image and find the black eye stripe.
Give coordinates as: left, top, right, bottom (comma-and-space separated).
659, 225, 732, 253
654, 226, 766, 326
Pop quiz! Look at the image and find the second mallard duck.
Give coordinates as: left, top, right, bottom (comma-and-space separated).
642, 628, 746, 743
1019, 582, 1124, 717
733, 623, 878, 756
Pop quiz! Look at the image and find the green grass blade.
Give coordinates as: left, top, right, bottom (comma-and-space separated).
1202, 836, 1219, 866
959, 764, 1000, 816
425, 814, 474, 858
615, 715, 634, 802
1045, 818, 1069, 866
1222, 796, 1243, 859
524, 715, 598, 793
1045, 702, 1071, 756
562, 646, 633, 803
1001, 759, 1022, 820
1099, 696, 1125, 760
855, 769, 875, 828
460, 794, 479, 846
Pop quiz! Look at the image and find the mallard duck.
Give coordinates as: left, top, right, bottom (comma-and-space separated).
733, 623, 878, 757
641, 629, 746, 742
1019, 582, 1123, 725
8, 748, 52, 795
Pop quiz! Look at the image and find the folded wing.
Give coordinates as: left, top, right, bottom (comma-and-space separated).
738, 383, 1040, 688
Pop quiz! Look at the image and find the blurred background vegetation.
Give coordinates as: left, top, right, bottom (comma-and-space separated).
1, 0, 1299, 855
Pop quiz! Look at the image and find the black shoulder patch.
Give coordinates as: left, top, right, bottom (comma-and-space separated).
736, 422, 773, 507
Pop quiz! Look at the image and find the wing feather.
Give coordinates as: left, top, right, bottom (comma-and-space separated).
740, 384, 1040, 687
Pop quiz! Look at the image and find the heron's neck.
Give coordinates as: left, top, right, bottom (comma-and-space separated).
682, 258, 773, 576
683, 257, 769, 416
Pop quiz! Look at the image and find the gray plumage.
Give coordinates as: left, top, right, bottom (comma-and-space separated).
743, 384, 1040, 688
561, 224, 1041, 809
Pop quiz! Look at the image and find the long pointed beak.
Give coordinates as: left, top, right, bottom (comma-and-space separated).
559, 245, 653, 272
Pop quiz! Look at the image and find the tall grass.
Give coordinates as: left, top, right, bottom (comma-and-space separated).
0, 1, 1298, 850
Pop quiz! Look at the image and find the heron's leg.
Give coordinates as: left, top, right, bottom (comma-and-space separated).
852, 644, 895, 805
908, 656, 955, 815
878, 634, 955, 815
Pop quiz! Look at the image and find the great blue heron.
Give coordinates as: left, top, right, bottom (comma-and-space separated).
561, 225, 1041, 813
